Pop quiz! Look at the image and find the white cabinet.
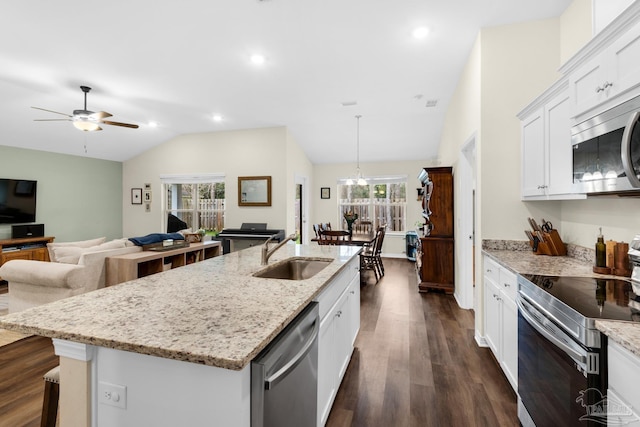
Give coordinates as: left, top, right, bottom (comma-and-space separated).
520, 81, 582, 200
482, 256, 517, 392
315, 257, 360, 426
521, 108, 545, 197
571, 20, 640, 118
607, 340, 640, 426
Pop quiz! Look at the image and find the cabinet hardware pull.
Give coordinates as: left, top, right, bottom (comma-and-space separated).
504, 283, 510, 287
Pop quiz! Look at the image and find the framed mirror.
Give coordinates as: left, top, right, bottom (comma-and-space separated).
238, 176, 272, 206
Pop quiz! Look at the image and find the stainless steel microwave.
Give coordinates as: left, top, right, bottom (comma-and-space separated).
571, 94, 640, 194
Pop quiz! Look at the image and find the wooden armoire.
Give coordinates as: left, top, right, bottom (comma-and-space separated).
416, 166, 454, 293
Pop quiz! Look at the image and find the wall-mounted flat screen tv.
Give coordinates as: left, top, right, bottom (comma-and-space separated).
0, 178, 37, 224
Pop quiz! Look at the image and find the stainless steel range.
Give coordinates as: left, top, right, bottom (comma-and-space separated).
517, 272, 640, 427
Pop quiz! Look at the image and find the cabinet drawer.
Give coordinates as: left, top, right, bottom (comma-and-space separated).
1, 251, 33, 263
315, 258, 358, 320
499, 267, 517, 302
483, 257, 500, 283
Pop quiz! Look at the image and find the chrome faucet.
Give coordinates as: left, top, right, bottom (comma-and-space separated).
261, 234, 297, 265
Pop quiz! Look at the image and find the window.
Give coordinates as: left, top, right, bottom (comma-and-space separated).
337, 175, 407, 232
161, 174, 225, 232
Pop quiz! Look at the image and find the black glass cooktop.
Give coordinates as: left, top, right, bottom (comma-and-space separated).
521, 275, 640, 323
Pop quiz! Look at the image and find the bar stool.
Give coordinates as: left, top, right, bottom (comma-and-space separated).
41, 365, 60, 427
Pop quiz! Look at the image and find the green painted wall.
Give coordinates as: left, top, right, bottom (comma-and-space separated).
0, 145, 122, 242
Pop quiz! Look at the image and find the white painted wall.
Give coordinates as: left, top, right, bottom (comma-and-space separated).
593, 0, 636, 34
561, 0, 593, 63
312, 160, 432, 256
286, 129, 314, 243
122, 127, 310, 238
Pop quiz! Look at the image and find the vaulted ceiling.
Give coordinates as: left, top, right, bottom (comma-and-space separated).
0, 0, 571, 164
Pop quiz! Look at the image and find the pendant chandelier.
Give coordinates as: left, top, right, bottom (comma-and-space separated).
346, 115, 367, 186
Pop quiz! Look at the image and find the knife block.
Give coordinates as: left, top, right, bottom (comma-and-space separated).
529, 230, 567, 256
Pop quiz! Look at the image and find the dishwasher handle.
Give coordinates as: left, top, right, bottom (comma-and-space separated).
516, 296, 587, 365
264, 317, 319, 390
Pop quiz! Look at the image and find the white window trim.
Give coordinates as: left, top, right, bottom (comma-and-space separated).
160, 173, 225, 184
336, 174, 408, 233
336, 174, 408, 185
161, 173, 226, 231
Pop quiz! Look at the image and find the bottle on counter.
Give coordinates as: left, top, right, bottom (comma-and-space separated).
596, 228, 606, 268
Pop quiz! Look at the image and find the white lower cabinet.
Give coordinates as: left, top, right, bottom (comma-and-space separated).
607, 340, 640, 426
483, 255, 517, 392
315, 258, 360, 426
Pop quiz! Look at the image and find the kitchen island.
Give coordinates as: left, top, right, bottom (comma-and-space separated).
0, 243, 361, 427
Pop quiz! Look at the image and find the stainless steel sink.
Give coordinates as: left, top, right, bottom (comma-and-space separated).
254, 257, 333, 280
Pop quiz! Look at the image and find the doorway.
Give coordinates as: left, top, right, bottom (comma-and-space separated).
456, 134, 477, 310
295, 184, 303, 243
294, 175, 309, 244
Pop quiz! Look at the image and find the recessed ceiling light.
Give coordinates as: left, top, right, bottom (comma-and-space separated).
412, 26, 430, 40
212, 115, 223, 122
148, 121, 158, 128
250, 54, 266, 65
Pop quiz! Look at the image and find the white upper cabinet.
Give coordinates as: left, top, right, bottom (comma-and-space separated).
562, 3, 640, 121
571, 20, 640, 118
519, 81, 583, 200
521, 108, 545, 197
519, 2, 640, 200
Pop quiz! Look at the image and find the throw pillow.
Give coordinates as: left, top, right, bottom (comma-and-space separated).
52, 246, 85, 264
47, 237, 107, 262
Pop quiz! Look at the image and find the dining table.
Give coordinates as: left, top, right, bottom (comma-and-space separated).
312, 230, 375, 246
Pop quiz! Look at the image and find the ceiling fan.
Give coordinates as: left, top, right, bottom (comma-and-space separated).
32, 86, 139, 132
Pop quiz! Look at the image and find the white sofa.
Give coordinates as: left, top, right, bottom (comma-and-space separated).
0, 237, 141, 313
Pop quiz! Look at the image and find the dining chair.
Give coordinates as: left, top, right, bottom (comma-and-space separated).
374, 225, 386, 277
360, 227, 383, 283
314, 223, 333, 239
317, 230, 350, 245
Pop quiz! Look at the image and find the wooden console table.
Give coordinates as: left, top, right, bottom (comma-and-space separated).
105, 241, 221, 286
0, 236, 55, 267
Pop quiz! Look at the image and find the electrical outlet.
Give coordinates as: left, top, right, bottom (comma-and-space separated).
98, 381, 127, 409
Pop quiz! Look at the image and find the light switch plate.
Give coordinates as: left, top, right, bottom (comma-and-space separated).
98, 381, 127, 409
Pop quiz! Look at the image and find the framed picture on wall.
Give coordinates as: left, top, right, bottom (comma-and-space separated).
131, 188, 143, 205
238, 176, 272, 206
321, 187, 330, 199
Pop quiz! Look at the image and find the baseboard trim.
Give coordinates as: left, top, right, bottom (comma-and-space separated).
475, 331, 488, 348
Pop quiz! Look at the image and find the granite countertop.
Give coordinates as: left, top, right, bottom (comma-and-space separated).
595, 320, 640, 357
483, 240, 639, 355
0, 243, 361, 370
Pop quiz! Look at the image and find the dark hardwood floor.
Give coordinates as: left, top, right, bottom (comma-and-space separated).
0, 259, 517, 427
0, 335, 58, 427
327, 258, 518, 427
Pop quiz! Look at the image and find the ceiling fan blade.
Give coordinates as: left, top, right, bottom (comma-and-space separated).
102, 120, 139, 129
91, 111, 113, 120
31, 106, 72, 117
34, 118, 72, 121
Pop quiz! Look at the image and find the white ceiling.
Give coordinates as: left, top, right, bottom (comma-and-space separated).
0, 0, 572, 164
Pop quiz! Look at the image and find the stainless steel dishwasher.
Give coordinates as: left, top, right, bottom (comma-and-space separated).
251, 301, 319, 427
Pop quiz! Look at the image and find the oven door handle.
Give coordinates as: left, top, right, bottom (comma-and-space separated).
517, 296, 587, 364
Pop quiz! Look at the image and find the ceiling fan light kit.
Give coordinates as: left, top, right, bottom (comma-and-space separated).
32, 85, 138, 132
